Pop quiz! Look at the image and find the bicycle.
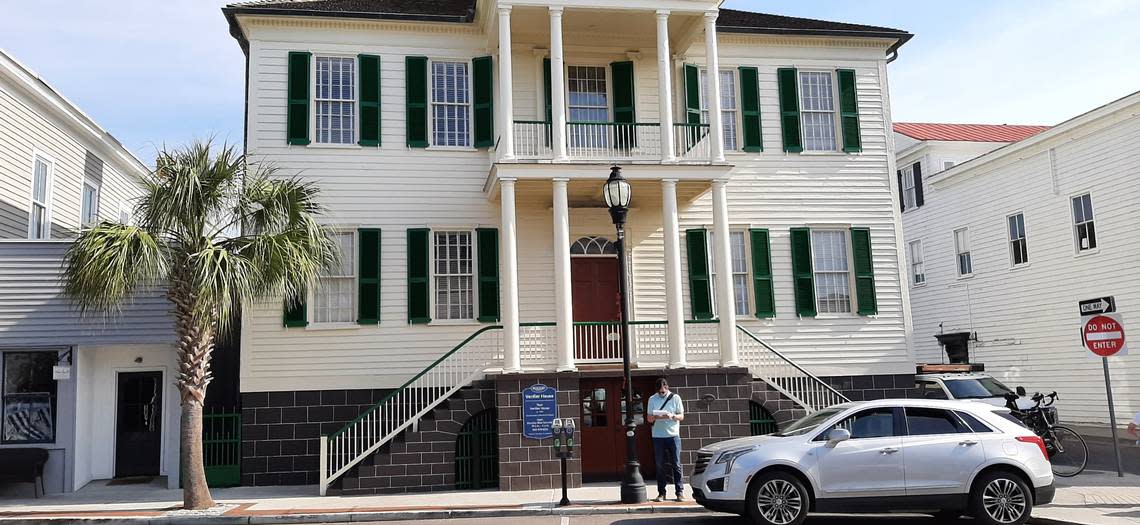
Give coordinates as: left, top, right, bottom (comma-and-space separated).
1005, 390, 1089, 477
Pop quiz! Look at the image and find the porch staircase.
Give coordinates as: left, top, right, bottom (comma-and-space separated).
317, 321, 848, 495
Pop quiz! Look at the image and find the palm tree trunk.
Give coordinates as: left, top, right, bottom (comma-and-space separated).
170, 277, 216, 509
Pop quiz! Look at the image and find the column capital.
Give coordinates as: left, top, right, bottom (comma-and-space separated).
656, 9, 670, 18
660, 178, 679, 185
552, 177, 570, 184
704, 10, 719, 22
500, 177, 518, 184
549, 5, 564, 15
498, 4, 512, 15
712, 178, 728, 188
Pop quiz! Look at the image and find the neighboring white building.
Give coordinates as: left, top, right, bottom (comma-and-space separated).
223, 0, 915, 494
0, 49, 179, 494
899, 93, 1140, 427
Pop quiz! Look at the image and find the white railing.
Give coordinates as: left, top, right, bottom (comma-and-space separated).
512, 121, 552, 159
520, 322, 557, 366
674, 123, 712, 162
685, 320, 721, 360
736, 325, 850, 412
566, 122, 661, 161
319, 326, 503, 495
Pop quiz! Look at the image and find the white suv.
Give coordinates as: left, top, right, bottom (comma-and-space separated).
691, 399, 1054, 525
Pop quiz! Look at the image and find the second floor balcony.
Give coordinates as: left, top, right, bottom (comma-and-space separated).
511, 120, 713, 162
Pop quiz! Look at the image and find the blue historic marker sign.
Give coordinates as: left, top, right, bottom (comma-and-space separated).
522, 383, 558, 440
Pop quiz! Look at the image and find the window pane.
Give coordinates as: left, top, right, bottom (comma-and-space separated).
955, 411, 993, 433
3, 352, 57, 442
905, 407, 969, 435
434, 231, 474, 320
812, 231, 851, 313
799, 72, 837, 151
432, 62, 471, 147
826, 408, 894, 439
314, 232, 355, 323
32, 158, 49, 202
314, 57, 356, 144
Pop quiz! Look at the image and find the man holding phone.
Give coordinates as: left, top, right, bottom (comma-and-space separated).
646, 377, 685, 502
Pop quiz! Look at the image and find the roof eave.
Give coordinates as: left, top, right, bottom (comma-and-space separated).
718, 25, 913, 48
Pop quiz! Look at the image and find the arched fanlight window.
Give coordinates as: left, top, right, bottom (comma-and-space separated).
570, 236, 618, 255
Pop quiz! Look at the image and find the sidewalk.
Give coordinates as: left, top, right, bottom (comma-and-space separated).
0, 472, 1137, 524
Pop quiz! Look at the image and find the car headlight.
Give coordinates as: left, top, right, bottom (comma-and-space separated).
714, 446, 758, 475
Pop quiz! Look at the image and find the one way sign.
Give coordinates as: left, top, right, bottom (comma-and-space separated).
1080, 296, 1116, 316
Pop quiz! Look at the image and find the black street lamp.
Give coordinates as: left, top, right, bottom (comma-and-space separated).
603, 166, 647, 504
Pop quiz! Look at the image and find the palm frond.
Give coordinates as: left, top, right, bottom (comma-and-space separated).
62, 222, 168, 315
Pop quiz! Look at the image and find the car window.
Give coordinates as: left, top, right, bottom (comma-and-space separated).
994, 410, 1028, 429
779, 407, 845, 437
905, 407, 971, 435
944, 377, 1013, 399
916, 381, 948, 400
955, 411, 993, 432
818, 407, 895, 440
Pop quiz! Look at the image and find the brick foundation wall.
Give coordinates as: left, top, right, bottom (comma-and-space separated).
493, 374, 583, 491
821, 373, 918, 401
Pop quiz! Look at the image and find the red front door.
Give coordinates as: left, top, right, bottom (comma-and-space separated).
571, 257, 621, 360
579, 378, 657, 482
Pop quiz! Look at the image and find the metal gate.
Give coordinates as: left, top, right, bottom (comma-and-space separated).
749, 401, 778, 436
455, 409, 498, 490
203, 408, 241, 487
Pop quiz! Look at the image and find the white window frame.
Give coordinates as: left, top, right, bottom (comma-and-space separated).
430, 229, 478, 322
796, 70, 841, 152
901, 165, 917, 210
428, 58, 474, 149
27, 151, 54, 240
953, 227, 973, 277
1070, 192, 1097, 254
565, 63, 612, 150
81, 178, 100, 227
908, 239, 926, 286
312, 230, 357, 325
312, 54, 358, 146
943, 160, 956, 171
708, 229, 752, 316
699, 68, 740, 151
1007, 212, 1029, 267
810, 228, 856, 315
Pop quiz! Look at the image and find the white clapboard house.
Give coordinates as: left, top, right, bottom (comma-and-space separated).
0, 49, 179, 494
222, 0, 915, 494
898, 92, 1140, 427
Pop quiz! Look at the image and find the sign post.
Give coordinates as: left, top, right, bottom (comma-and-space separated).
1079, 298, 1125, 477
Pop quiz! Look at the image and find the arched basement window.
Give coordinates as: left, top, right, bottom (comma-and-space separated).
455, 409, 498, 490
749, 401, 778, 436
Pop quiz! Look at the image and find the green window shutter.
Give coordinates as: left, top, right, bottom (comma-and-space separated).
837, 69, 862, 153
685, 229, 713, 320
789, 227, 816, 317
476, 228, 500, 322
407, 228, 431, 324
850, 227, 877, 315
749, 228, 775, 318
286, 51, 311, 145
357, 228, 381, 324
611, 60, 636, 148
405, 56, 429, 148
358, 54, 382, 147
683, 63, 701, 125
738, 67, 763, 152
472, 56, 494, 148
543, 57, 553, 145
777, 68, 802, 153
283, 295, 307, 327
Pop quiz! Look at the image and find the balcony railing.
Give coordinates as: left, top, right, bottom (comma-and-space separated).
511, 121, 714, 163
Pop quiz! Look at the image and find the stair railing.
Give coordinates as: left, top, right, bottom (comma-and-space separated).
736, 325, 850, 412
319, 326, 503, 495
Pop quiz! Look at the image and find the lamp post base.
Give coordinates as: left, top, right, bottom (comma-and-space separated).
620, 461, 648, 504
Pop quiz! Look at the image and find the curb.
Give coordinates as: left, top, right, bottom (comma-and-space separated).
0, 504, 712, 525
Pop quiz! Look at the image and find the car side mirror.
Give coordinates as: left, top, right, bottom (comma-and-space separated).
826, 428, 851, 448
1016, 386, 1027, 396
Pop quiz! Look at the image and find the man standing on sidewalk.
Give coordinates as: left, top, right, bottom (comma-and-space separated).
646, 378, 685, 502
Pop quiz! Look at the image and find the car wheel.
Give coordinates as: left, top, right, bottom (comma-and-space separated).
746, 471, 810, 525
970, 471, 1033, 525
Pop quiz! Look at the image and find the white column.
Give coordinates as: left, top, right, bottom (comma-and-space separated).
656, 10, 676, 162
662, 179, 686, 367
704, 11, 725, 163
549, 7, 569, 161
500, 178, 522, 372
711, 180, 738, 366
552, 178, 575, 371
497, 6, 515, 161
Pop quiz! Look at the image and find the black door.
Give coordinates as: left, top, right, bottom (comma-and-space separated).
115, 372, 163, 477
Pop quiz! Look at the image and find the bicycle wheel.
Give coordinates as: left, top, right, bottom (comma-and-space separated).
1048, 426, 1088, 477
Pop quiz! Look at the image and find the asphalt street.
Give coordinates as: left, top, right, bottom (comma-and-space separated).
1082, 433, 1140, 475
351, 514, 956, 525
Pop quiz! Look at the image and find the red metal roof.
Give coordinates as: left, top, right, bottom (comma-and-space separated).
894, 122, 1051, 143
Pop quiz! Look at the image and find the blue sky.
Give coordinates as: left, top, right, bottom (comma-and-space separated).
3, 0, 1139, 162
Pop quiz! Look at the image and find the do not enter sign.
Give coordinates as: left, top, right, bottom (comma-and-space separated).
1082, 314, 1127, 357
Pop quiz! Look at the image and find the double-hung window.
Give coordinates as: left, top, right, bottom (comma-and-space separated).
943, 160, 956, 171
954, 227, 972, 276
314, 232, 356, 323
708, 230, 750, 316
901, 165, 917, 210
81, 179, 100, 227
812, 230, 852, 314
798, 71, 838, 151
567, 65, 609, 148
700, 69, 738, 151
1071, 193, 1097, 252
314, 56, 356, 144
909, 239, 925, 285
431, 61, 472, 147
1008, 213, 1028, 266
434, 231, 475, 320
28, 155, 53, 239
2, 351, 57, 443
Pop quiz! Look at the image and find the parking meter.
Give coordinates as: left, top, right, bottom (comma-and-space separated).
551, 418, 564, 454
564, 418, 576, 452
551, 418, 575, 506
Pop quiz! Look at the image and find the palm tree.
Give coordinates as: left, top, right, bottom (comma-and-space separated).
62, 141, 337, 509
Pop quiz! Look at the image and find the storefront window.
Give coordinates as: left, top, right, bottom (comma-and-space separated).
2, 351, 57, 443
